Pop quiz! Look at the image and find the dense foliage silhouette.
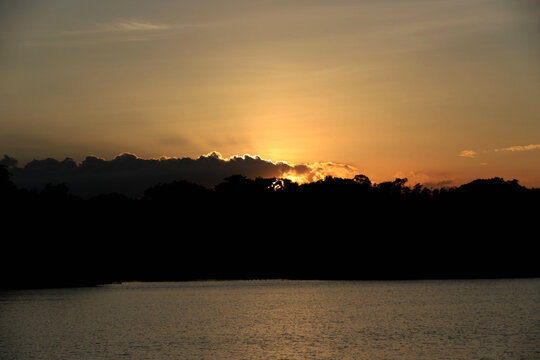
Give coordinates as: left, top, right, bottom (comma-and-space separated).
1, 164, 538, 289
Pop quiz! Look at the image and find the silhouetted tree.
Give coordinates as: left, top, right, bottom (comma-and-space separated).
40, 183, 71, 201
0, 165, 17, 200
1, 171, 539, 290
143, 180, 210, 202
214, 175, 253, 194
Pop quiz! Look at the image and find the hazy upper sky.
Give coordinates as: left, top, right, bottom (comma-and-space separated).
1, 0, 539, 186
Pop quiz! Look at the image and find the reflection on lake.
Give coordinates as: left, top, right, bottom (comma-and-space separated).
1, 279, 539, 360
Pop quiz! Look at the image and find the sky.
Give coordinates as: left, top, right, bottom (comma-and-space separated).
1, 0, 539, 187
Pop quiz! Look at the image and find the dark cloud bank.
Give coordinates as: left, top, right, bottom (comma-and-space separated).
1, 152, 342, 198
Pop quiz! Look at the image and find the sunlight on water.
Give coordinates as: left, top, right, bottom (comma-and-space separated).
1, 280, 539, 360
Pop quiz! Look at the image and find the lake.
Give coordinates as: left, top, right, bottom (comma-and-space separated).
1, 279, 538, 360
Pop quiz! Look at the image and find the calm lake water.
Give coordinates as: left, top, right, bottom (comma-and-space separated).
0, 279, 538, 360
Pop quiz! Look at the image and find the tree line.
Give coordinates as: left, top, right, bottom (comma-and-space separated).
1, 165, 539, 289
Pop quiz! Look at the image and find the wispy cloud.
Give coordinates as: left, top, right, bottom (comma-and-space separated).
458, 150, 476, 158
22, 35, 167, 47
64, 20, 172, 35
457, 144, 539, 159
22, 19, 177, 47
495, 144, 540, 152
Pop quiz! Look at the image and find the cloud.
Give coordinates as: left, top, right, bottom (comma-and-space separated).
8, 152, 360, 198
281, 161, 359, 184
393, 171, 431, 185
494, 144, 540, 152
102, 20, 171, 32
64, 19, 171, 35
426, 179, 455, 188
458, 150, 476, 158
456, 144, 539, 159
22, 19, 174, 47
393, 170, 455, 188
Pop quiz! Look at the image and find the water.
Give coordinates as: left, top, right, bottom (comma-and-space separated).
1, 279, 538, 360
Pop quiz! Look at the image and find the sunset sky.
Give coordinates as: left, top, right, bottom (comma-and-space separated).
1, 0, 539, 187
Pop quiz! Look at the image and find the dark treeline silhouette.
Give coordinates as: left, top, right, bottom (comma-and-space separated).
1, 164, 539, 289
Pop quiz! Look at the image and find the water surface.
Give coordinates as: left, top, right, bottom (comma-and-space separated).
1, 279, 538, 359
